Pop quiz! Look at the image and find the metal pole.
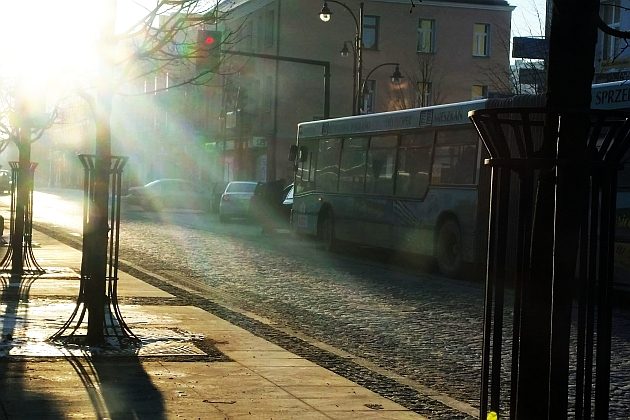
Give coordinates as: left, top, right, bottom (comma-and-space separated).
222, 50, 330, 118
321, 1, 361, 115
323, 62, 330, 119
356, 2, 363, 115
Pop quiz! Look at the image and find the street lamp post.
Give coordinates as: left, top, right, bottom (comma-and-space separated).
359, 63, 402, 114
320, 1, 363, 115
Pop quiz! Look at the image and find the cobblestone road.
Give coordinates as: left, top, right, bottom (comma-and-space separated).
23, 190, 630, 419
117, 213, 485, 410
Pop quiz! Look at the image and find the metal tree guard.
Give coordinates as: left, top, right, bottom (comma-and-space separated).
469, 107, 630, 419
0, 161, 44, 274
51, 154, 138, 347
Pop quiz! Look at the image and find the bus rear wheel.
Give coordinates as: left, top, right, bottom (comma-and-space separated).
319, 212, 337, 252
436, 219, 463, 278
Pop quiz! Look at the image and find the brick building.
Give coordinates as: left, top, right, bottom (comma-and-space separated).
217, 0, 514, 183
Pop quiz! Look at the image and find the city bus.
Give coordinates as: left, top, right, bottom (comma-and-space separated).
290, 81, 630, 281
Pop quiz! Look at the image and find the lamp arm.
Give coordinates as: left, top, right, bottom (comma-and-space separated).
360, 62, 400, 94
326, 0, 360, 33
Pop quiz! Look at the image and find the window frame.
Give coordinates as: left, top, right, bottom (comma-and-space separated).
472, 23, 490, 57
471, 84, 488, 100
602, 0, 621, 61
363, 15, 380, 50
417, 18, 436, 53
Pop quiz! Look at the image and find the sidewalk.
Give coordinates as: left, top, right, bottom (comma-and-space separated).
0, 229, 426, 419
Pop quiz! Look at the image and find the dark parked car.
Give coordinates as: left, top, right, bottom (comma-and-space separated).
251, 180, 292, 232
0, 170, 11, 195
125, 179, 212, 212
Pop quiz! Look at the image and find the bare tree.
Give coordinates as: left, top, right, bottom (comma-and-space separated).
388, 53, 444, 110
44, 0, 242, 345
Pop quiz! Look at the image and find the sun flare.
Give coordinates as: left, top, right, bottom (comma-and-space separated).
0, 0, 111, 89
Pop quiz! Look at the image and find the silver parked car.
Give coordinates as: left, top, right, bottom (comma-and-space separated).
219, 181, 258, 222
125, 179, 212, 212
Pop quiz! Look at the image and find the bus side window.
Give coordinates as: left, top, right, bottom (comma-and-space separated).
339, 137, 369, 194
366, 135, 397, 195
316, 138, 342, 192
432, 128, 478, 185
396, 132, 433, 198
296, 141, 317, 193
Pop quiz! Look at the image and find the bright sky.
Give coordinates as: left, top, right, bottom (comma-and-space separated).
510, 0, 547, 38
0, 1, 100, 85
0, 0, 545, 101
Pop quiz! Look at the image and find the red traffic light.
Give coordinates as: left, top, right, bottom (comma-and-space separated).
196, 30, 222, 73
204, 35, 216, 46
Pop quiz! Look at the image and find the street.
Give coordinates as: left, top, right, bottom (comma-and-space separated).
6, 188, 630, 419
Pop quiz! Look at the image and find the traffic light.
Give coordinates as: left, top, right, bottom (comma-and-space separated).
196, 30, 222, 73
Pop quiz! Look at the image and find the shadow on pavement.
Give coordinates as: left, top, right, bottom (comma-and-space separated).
0, 273, 65, 418
66, 353, 166, 420
0, 273, 165, 419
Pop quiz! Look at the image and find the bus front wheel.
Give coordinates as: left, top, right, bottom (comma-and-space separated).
319, 212, 337, 252
436, 219, 463, 278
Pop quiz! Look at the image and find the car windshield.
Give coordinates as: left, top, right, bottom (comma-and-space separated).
227, 182, 256, 193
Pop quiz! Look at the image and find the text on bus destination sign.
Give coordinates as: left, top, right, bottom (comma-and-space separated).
431, 107, 468, 125
593, 85, 630, 108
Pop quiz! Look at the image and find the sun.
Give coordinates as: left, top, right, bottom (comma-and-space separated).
0, 0, 108, 89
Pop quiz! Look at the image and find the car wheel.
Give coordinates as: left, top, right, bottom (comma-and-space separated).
436, 219, 463, 278
319, 211, 337, 252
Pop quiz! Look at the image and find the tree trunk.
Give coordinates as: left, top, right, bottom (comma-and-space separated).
516, 1, 599, 418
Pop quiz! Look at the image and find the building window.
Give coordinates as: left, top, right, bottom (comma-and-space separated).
361, 80, 376, 114
417, 82, 432, 107
363, 15, 379, 50
472, 23, 490, 57
417, 19, 435, 53
471, 84, 488, 99
602, 0, 621, 61
265, 10, 275, 48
